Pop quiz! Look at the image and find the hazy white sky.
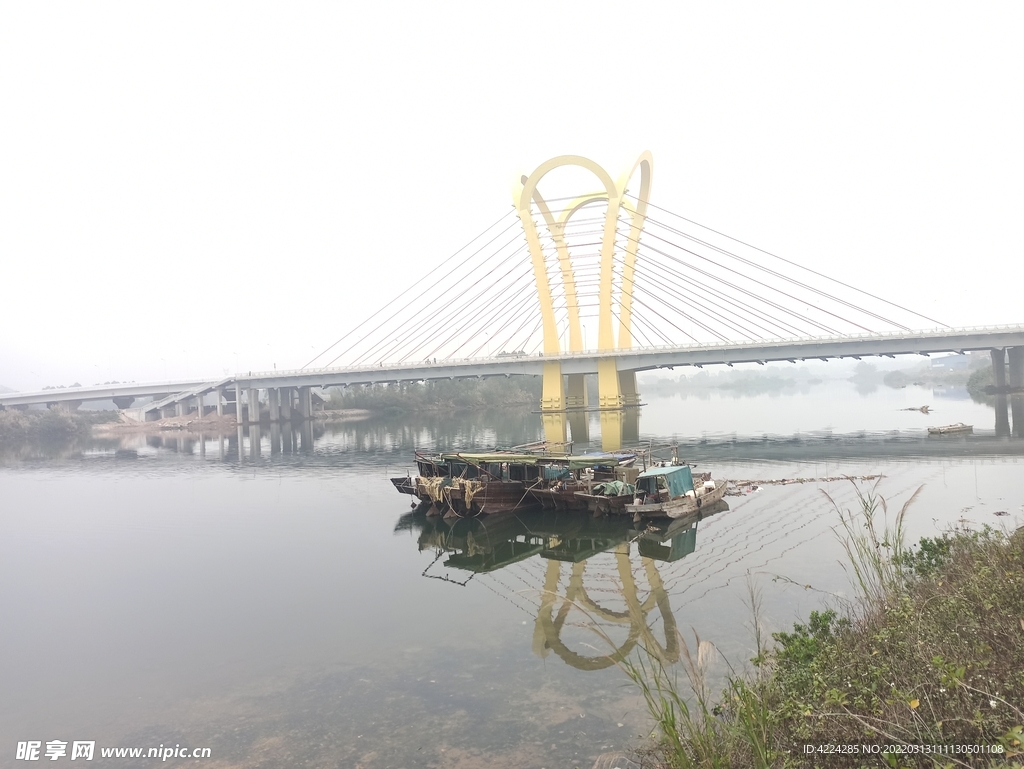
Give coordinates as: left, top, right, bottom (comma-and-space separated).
2, 2, 1022, 390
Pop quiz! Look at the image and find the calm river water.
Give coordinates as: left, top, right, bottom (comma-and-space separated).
2, 380, 1023, 768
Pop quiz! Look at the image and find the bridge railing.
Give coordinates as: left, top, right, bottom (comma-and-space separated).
239, 324, 1024, 379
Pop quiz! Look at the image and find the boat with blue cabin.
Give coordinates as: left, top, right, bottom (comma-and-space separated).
624, 464, 728, 521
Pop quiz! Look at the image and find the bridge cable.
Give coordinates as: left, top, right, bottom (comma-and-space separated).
327, 227, 526, 367
339, 234, 525, 366
631, 255, 806, 339
416, 258, 538, 363
576, 258, 758, 342
626, 195, 949, 329
569, 217, 847, 335
642, 215, 913, 332
460, 272, 555, 359
375, 252, 535, 365
621, 240, 809, 338
308, 210, 521, 368
446, 270, 544, 360
635, 242, 844, 336
635, 228, 873, 334
634, 239, 846, 336
626, 259, 773, 341
407, 253, 536, 361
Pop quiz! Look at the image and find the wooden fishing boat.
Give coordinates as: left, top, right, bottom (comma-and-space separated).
531, 452, 642, 513
927, 423, 973, 436
391, 451, 539, 517
392, 449, 645, 518
571, 473, 641, 515
624, 464, 728, 520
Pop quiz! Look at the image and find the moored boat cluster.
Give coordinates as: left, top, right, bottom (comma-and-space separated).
391, 444, 725, 521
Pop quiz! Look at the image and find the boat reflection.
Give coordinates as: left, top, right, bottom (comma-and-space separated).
396, 501, 728, 670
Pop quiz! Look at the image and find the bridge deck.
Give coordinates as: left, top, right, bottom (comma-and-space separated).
2, 325, 1023, 408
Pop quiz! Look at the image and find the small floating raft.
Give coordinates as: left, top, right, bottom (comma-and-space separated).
928, 422, 973, 436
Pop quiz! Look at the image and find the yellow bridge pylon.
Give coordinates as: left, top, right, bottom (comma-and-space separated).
513, 153, 653, 449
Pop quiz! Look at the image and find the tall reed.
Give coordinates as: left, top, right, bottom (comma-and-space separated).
826, 481, 920, 606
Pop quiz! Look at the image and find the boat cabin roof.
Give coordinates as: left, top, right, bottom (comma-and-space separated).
636, 464, 695, 497
427, 452, 627, 470
434, 453, 545, 464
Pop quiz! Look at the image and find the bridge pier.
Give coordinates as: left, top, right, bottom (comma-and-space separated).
1013, 396, 1024, 439
597, 359, 622, 409
270, 421, 281, 455
216, 390, 224, 417
995, 395, 1011, 437
268, 388, 280, 422
599, 409, 623, 452
565, 374, 587, 410
619, 371, 640, 407
992, 349, 1007, 389
596, 408, 640, 452
1009, 347, 1024, 437
247, 388, 260, 423
538, 367, 642, 449
297, 386, 312, 420
539, 363, 569, 445
280, 388, 293, 422
541, 410, 567, 445
541, 362, 566, 412
249, 423, 261, 459
567, 410, 589, 443
1009, 347, 1024, 389
195, 394, 204, 418
112, 396, 135, 409
235, 383, 243, 421
299, 418, 313, 452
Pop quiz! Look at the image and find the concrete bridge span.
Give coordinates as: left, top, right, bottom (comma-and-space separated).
3, 325, 1024, 447
234, 325, 1024, 389
0, 379, 214, 410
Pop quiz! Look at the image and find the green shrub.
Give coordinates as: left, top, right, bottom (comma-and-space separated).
622, 486, 1024, 768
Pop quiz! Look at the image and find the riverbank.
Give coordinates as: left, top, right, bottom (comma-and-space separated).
627, 489, 1024, 768
92, 412, 240, 434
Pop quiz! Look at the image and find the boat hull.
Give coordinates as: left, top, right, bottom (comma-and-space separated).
409, 476, 534, 518
530, 486, 591, 512
571, 491, 634, 515
390, 477, 418, 496
928, 423, 973, 435
626, 479, 729, 519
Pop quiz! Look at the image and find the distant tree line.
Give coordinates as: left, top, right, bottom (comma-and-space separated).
0, 410, 117, 445
327, 376, 542, 413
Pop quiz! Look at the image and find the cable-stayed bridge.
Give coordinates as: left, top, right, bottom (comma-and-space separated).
3, 152, 1024, 448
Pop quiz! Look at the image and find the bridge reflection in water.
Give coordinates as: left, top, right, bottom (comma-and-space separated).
398, 503, 728, 671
